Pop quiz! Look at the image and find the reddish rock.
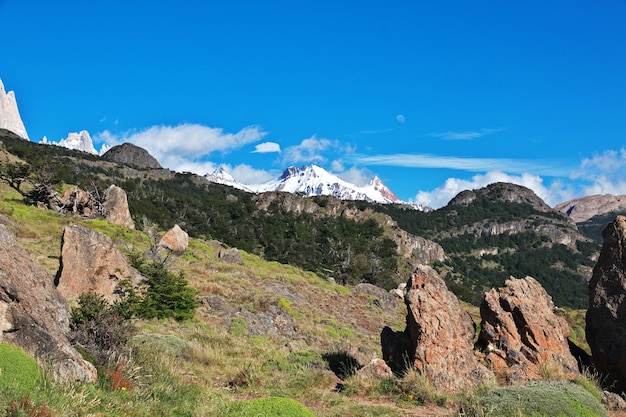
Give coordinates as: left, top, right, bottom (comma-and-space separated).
55, 225, 144, 304
402, 266, 493, 393
158, 224, 189, 252
103, 185, 134, 229
478, 276, 579, 384
0, 223, 96, 382
586, 215, 626, 392
357, 358, 394, 380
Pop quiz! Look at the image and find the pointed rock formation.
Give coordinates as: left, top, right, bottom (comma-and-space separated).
41, 130, 98, 154
0, 79, 28, 139
55, 225, 144, 304
158, 224, 189, 252
586, 215, 626, 392
0, 223, 96, 382
384, 266, 493, 393
103, 185, 135, 229
478, 276, 579, 384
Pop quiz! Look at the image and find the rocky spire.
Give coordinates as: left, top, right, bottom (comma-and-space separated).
586, 215, 626, 392
0, 79, 29, 139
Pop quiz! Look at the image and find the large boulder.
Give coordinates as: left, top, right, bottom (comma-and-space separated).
0, 223, 96, 382
389, 266, 493, 393
102, 185, 134, 229
157, 224, 189, 252
478, 276, 579, 384
586, 215, 626, 392
55, 225, 144, 304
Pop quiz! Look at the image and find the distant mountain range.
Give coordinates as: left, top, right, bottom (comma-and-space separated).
205, 165, 429, 210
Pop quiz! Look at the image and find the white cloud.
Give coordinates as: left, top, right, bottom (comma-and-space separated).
396, 114, 405, 124
229, 163, 277, 185
283, 135, 337, 165
333, 164, 373, 187
572, 148, 626, 196
412, 171, 575, 209
94, 123, 267, 173
252, 142, 281, 153
428, 127, 505, 140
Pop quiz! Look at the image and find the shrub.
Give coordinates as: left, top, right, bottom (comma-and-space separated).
69, 293, 135, 368
222, 397, 315, 417
471, 381, 609, 417
131, 259, 198, 322
0, 343, 41, 394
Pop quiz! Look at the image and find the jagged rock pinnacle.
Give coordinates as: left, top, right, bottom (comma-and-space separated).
0, 79, 29, 139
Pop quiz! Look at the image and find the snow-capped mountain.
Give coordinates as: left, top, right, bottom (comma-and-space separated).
203, 167, 254, 192
0, 79, 29, 139
40, 130, 109, 155
205, 164, 426, 207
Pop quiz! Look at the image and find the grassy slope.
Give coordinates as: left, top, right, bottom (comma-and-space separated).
0, 183, 605, 416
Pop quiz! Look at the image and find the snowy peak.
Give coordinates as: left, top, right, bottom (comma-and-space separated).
250, 165, 400, 204
204, 167, 253, 192
366, 176, 399, 203
0, 79, 29, 139
41, 130, 102, 155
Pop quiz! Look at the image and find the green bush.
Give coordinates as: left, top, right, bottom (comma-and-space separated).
131, 259, 199, 322
0, 343, 41, 394
470, 382, 609, 417
222, 396, 315, 417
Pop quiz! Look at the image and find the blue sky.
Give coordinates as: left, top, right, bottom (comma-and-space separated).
2, 0, 625, 208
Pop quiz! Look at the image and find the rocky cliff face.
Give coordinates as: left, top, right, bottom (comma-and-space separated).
102, 142, 162, 169
586, 215, 626, 392
0, 79, 28, 140
0, 222, 96, 382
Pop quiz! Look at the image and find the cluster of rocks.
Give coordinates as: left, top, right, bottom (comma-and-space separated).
0, 183, 191, 382
378, 214, 626, 409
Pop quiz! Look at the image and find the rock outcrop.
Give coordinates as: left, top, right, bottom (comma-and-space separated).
384, 266, 493, 393
102, 185, 135, 229
101, 143, 162, 169
0, 223, 96, 382
478, 276, 579, 384
0, 79, 28, 139
55, 225, 144, 304
158, 224, 189, 252
448, 182, 553, 213
586, 215, 626, 392
218, 247, 244, 265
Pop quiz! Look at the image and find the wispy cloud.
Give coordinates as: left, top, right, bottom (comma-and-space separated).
351, 153, 573, 177
428, 127, 505, 140
252, 142, 281, 153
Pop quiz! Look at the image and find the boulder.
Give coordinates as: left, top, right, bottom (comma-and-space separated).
0, 223, 96, 382
102, 185, 134, 229
478, 276, 579, 384
586, 215, 626, 392
219, 247, 244, 265
55, 225, 144, 304
393, 266, 494, 393
158, 224, 189, 252
357, 358, 394, 380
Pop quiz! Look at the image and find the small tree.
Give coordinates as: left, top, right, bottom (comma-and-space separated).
137, 262, 198, 321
